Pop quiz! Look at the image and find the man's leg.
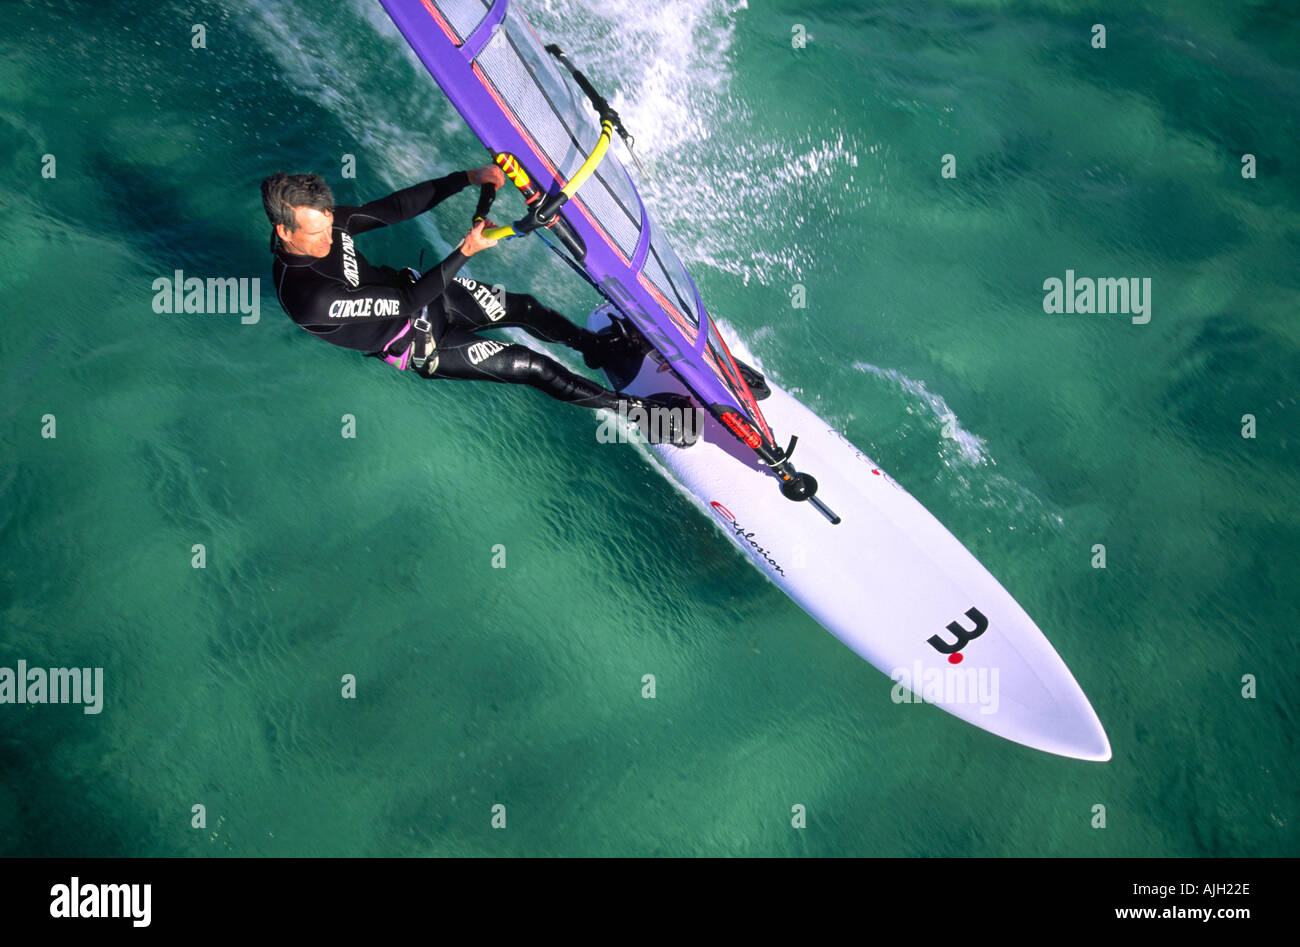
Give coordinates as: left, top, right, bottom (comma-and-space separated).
419, 326, 622, 408
442, 278, 636, 367
415, 326, 698, 446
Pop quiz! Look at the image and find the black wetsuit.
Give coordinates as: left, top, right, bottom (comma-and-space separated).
270, 173, 634, 409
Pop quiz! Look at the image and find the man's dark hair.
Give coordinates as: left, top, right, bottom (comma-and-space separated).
261, 172, 335, 233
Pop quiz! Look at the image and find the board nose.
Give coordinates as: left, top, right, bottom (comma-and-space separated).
1051, 704, 1112, 762
1000, 686, 1112, 762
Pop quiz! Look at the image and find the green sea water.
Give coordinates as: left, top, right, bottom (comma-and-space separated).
0, 0, 1296, 857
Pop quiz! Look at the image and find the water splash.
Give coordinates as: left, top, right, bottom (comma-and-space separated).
852, 361, 988, 465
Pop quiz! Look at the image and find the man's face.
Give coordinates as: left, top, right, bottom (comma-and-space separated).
278, 206, 333, 257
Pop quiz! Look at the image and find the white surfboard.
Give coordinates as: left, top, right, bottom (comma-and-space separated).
590, 306, 1111, 761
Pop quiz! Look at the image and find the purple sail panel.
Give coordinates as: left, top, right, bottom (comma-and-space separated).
378, 0, 774, 447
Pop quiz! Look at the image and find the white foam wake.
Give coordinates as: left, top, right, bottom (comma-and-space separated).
852, 362, 989, 465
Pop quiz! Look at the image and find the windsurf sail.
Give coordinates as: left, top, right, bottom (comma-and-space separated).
379, 0, 837, 521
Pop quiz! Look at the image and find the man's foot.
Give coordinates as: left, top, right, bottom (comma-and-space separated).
631, 393, 701, 448
582, 319, 649, 370
734, 358, 770, 401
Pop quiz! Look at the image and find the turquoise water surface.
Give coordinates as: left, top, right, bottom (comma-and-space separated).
1, 0, 1297, 856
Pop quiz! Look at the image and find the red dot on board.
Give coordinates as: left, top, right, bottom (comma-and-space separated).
949, 653, 963, 664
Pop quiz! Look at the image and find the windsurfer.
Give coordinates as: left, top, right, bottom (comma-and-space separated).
261, 169, 698, 446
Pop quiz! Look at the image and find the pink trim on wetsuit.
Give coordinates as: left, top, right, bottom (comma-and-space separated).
380, 318, 413, 370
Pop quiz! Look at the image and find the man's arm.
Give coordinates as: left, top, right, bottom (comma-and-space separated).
287, 248, 471, 328
342, 172, 470, 235
343, 165, 505, 235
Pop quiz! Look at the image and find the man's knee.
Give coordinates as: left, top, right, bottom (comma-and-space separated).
513, 348, 559, 386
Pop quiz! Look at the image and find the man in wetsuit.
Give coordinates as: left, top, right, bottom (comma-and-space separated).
261, 168, 696, 445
